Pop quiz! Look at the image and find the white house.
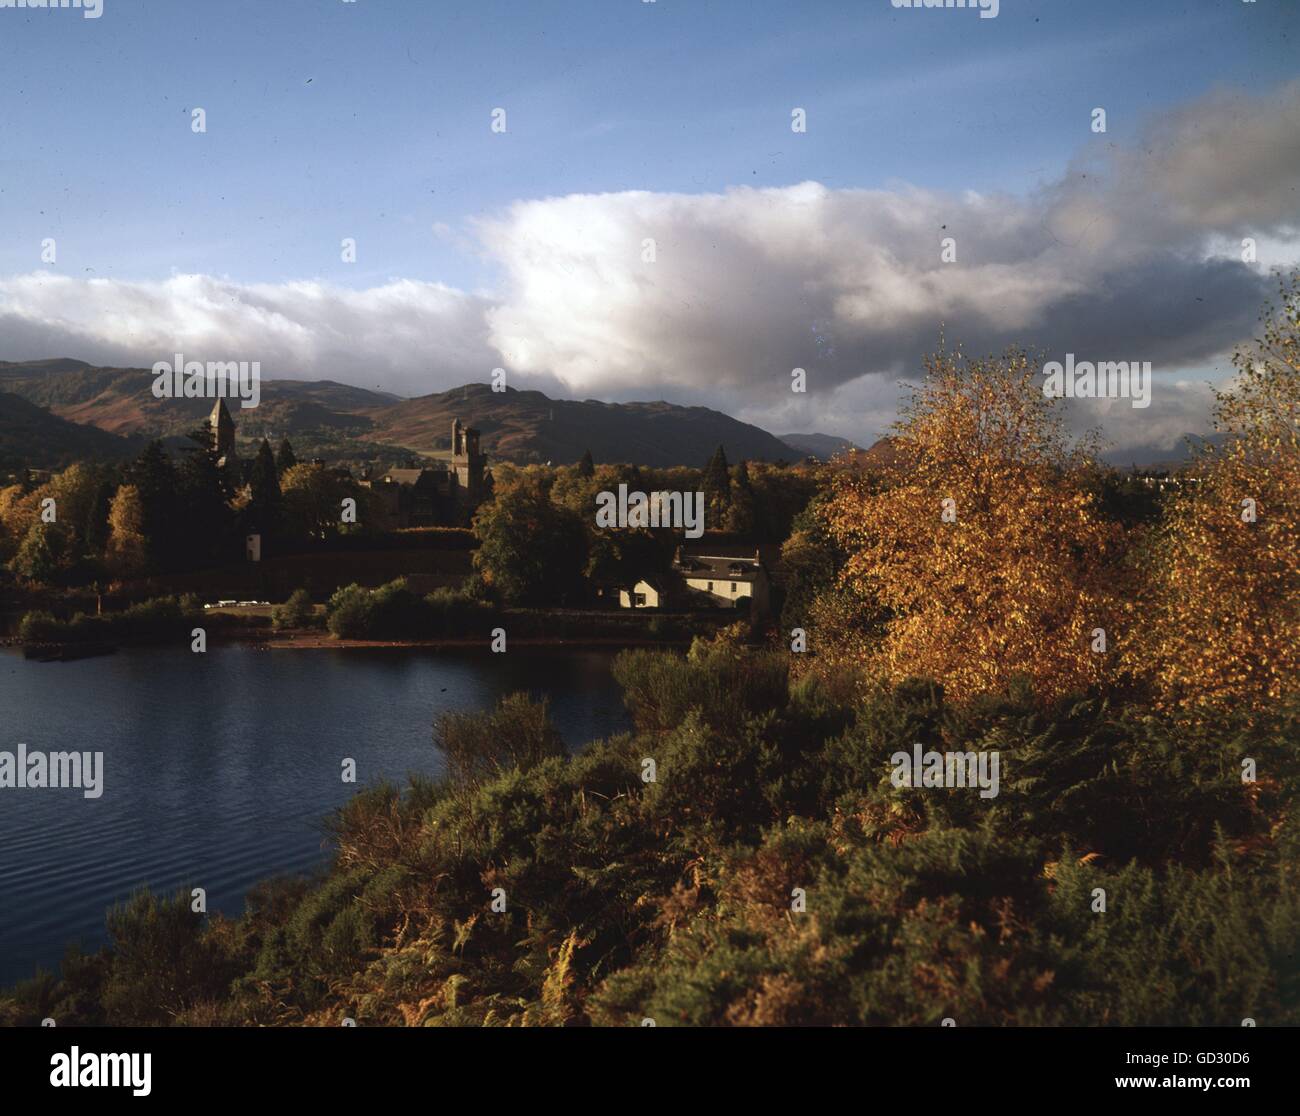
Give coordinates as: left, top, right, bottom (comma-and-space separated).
674, 546, 770, 616
615, 547, 772, 616
618, 578, 667, 609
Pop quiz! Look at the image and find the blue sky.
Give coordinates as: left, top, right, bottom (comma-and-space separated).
1, 0, 1290, 288
1, 0, 1297, 456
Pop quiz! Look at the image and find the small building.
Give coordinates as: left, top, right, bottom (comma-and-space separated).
674, 545, 770, 616
619, 578, 668, 610
615, 546, 772, 618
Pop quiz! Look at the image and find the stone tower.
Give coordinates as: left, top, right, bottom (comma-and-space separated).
210, 398, 237, 466
451, 417, 485, 506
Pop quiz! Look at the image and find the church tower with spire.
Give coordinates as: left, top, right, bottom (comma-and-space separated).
210, 398, 237, 468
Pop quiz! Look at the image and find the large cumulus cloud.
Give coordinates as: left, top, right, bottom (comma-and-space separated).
2, 81, 1298, 459
0, 274, 499, 398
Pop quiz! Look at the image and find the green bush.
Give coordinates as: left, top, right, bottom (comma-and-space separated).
4, 651, 1296, 1028
423, 585, 494, 636
17, 595, 200, 645
17, 610, 62, 643
100, 890, 237, 1026
272, 588, 316, 630
324, 579, 491, 640
612, 642, 789, 733
435, 692, 566, 791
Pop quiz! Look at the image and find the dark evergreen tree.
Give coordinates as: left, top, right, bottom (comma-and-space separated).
178, 421, 235, 567
83, 478, 115, 560
276, 437, 298, 474
127, 440, 181, 572
724, 459, 756, 535
704, 444, 731, 522
247, 438, 283, 543
577, 448, 595, 478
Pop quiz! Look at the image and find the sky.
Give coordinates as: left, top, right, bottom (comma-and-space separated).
1, 0, 1298, 459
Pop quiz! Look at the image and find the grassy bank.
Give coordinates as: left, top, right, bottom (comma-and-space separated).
2, 635, 1296, 1027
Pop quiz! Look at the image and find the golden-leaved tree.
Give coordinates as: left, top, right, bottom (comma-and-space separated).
106, 483, 148, 580
819, 347, 1123, 702
1132, 275, 1300, 715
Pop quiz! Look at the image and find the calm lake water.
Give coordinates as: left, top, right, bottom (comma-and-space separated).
0, 645, 632, 986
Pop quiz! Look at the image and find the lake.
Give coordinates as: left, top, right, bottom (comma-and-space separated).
0, 645, 633, 987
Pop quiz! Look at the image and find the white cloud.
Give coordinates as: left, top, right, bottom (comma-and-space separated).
2, 82, 1298, 458
0, 273, 498, 397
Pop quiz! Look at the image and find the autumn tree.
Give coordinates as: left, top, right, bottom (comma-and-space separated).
44, 464, 103, 558
106, 484, 148, 580
548, 461, 680, 588
0, 483, 41, 564
472, 475, 587, 605
779, 493, 846, 632
281, 463, 345, 541
746, 461, 819, 542
10, 523, 66, 584
280, 462, 379, 541
1131, 274, 1300, 715
819, 347, 1122, 702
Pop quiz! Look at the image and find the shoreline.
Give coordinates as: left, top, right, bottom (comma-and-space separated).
239, 632, 690, 650
5, 631, 695, 654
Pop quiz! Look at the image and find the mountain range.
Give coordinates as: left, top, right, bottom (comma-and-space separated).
0, 359, 850, 470
0, 358, 1217, 473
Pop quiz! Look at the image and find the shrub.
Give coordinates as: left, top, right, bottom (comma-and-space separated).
5, 655, 1296, 1028
422, 586, 494, 637
17, 610, 63, 643
434, 692, 566, 791
272, 588, 316, 630
100, 889, 236, 1026
17, 595, 200, 645
612, 643, 789, 733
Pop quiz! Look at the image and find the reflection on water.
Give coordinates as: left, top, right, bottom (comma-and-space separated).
0, 645, 632, 985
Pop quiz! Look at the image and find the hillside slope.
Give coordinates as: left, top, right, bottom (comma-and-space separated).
778, 432, 866, 460
0, 392, 139, 470
0, 361, 802, 467
370, 383, 799, 466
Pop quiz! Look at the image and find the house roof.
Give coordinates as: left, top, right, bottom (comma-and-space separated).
676, 552, 764, 579
381, 466, 448, 486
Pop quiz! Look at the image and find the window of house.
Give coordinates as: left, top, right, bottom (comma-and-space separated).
706, 581, 713, 592
634, 593, 646, 607
730, 581, 737, 593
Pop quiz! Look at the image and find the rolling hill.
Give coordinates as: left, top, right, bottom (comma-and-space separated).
778, 432, 867, 460
0, 392, 140, 471
367, 383, 799, 466
0, 361, 803, 468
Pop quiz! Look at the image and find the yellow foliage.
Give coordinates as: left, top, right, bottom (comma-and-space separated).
820, 347, 1123, 703
1129, 274, 1300, 716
